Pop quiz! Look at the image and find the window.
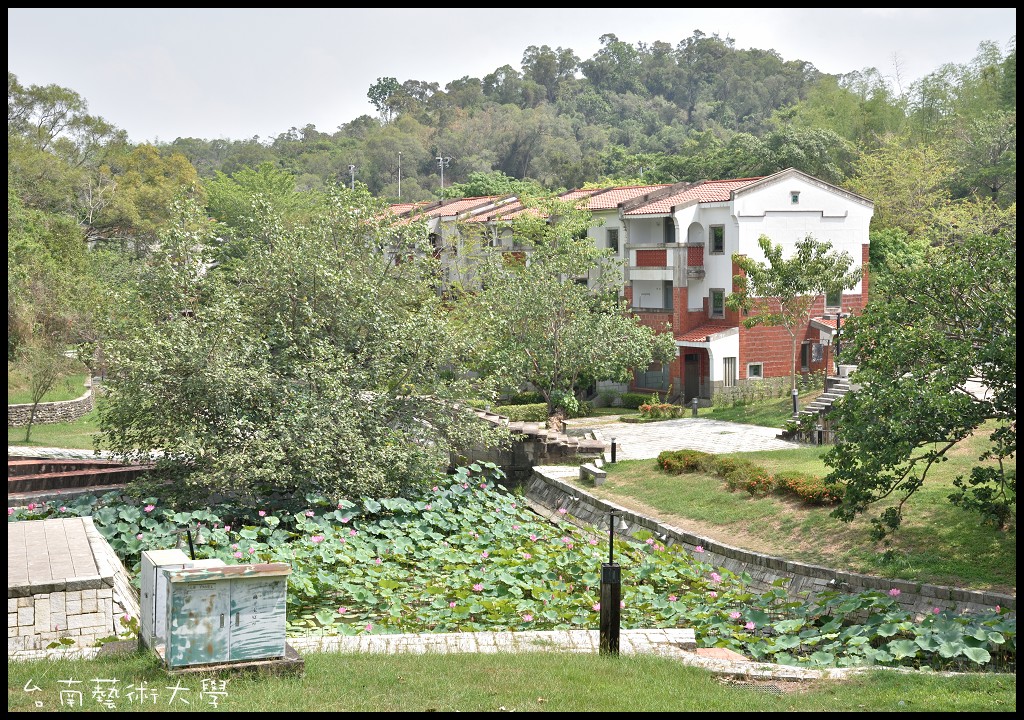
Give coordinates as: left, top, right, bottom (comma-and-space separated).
800, 342, 810, 371
663, 219, 676, 244
663, 281, 674, 311
607, 228, 619, 254
825, 288, 842, 310
635, 361, 670, 391
747, 362, 764, 379
709, 225, 725, 254
710, 289, 725, 318
791, 191, 800, 204
723, 357, 737, 387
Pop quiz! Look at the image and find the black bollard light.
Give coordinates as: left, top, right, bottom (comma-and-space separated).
600, 511, 627, 655
691, 397, 698, 417
791, 388, 799, 417
610, 437, 617, 464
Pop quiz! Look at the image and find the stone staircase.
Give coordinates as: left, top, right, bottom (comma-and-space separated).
8, 457, 154, 505
795, 376, 853, 421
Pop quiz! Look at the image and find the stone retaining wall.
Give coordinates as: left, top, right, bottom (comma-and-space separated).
525, 467, 1015, 616
7, 377, 97, 427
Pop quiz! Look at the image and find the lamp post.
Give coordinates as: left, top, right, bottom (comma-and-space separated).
348, 164, 356, 190
600, 511, 627, 655
834, 311, 843, 374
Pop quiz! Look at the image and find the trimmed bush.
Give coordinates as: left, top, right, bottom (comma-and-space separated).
657, 449, 716, 474
505, 391, 545, 406
775, 471, 844, 505
620, 392, 652, 409
494, 403, 548, 422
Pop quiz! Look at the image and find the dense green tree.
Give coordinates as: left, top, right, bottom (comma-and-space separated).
455, 196, 676, 418
728, 235, 861, 394
99, 189, 505, 502
367, 76, 402, 122
824, 214, 1016, 537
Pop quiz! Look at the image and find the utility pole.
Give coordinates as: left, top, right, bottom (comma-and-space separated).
437, 155, 451, 192
397, 152, 402, 200
348, 165, 356, 190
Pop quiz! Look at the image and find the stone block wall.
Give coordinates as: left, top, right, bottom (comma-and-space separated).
7, 377, 97, 427
525, 467, 1014, 616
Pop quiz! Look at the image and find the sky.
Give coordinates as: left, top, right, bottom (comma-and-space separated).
8, 8, 1017, 145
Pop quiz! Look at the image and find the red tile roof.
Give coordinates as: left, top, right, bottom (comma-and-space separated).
675, 323, 735, 343
586, 185, 671, 210
624, 178, 763, 216
811, 316, 839, 330
407, 196, 506, 219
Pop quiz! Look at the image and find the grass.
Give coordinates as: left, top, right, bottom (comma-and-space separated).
699, 388, 822, 427
587, 407, 640, 417
6, 649, 1016, 712
7, 371, 90, 405
7, 407, 104, 450
585, 425, 1015, 593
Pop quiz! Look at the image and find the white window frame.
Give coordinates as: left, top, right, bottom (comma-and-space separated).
746, 362, 764, 379
709, 225, 725, 254
709, 288, 725, 319
606, 228, 619, 254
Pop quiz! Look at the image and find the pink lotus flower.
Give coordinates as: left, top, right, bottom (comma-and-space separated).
248, 547, 255, 554
28, 503, 36, 511
512, 524, 520, 531
337, 607, 348, 614
234, 551, 243, 559
694, 545, 705, 553
522, 552, 531, 560
311, 535, 324, 544
305, 510, 314, 517
144, 504, 155, 513
424, 504, 432, 511
711, 572, 722, 583
522, 614, 534, 622
933, 607, 941, 614
592, 602, 600, 611
708, 591, 718, 599
480, 482, 487, 489
473, 583, 483, 592
481, 550, 489, 558
374, 557, 382, 565
730, 612, 741, 620
745, 621, 755, 630
59, 506, 66, 512
462, 483, 469, 489
338, 502, 345, 509
136, 533, 143, 540
668, 595, 678, 602
449, 601, 457, 608
7, 508, 12, 516
349, 529, 357, 536
619, 600, 625, 609
558, 507, 567, 515
646, 538, 655, 546
224, 525, 230, 532
365, 623, 373, 632
432, 486, 439, 492
588, 539, 598, 546
529, 534, 538, 542
562, 536, 572, 545
341, 517, 350, 524
888, 588, 901, 597
231, 543, 239, 550
511, 503, 517, 509
258, 510, 266, 517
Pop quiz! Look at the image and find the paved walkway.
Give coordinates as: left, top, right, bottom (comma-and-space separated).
567, 417, 800, 460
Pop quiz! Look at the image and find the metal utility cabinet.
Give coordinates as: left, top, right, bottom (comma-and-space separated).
163, 563, 291, 669
139, 549, 226, 653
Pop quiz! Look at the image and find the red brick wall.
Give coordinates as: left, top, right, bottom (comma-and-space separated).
635, 248, 667, 267
687, 245, 704, 266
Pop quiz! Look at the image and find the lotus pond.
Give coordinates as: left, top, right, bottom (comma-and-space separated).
9, 463, 1015, 673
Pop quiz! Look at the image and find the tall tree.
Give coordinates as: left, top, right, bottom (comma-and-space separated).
823, 211, 1015, 538
455, 196, 676, 418
99, 189, 505, 502
727, 234, 861, 394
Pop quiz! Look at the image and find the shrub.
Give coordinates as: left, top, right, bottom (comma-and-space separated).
620, 393, 651, 409
505, 391, 544, 406
494, 403, 548, 422
775, 471, 844, 505
569, 400, 594, 419
657, 449, 716, 474
638, 403, 684, 420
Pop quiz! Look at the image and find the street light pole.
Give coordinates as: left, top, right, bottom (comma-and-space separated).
437, 155, 451, 193
348, 164, 356, 191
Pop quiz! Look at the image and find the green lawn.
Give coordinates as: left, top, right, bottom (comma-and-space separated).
8, 371, 90, 405
7, 408, 104, 450
6, 650, 1015, 712
585, 427, 1015, 592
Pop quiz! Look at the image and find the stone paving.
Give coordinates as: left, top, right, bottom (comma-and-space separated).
571, 417, 800, 460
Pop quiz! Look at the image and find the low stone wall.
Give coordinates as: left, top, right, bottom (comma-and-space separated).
8, 518, 138, 653
466, 409, 606, 482
525, 467, 1015, 616
8, 377, 97, 427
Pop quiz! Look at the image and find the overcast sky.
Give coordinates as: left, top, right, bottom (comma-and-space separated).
8, 8, 1016, 145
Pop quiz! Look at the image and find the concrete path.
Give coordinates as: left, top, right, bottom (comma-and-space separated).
569, 417, 800, 460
